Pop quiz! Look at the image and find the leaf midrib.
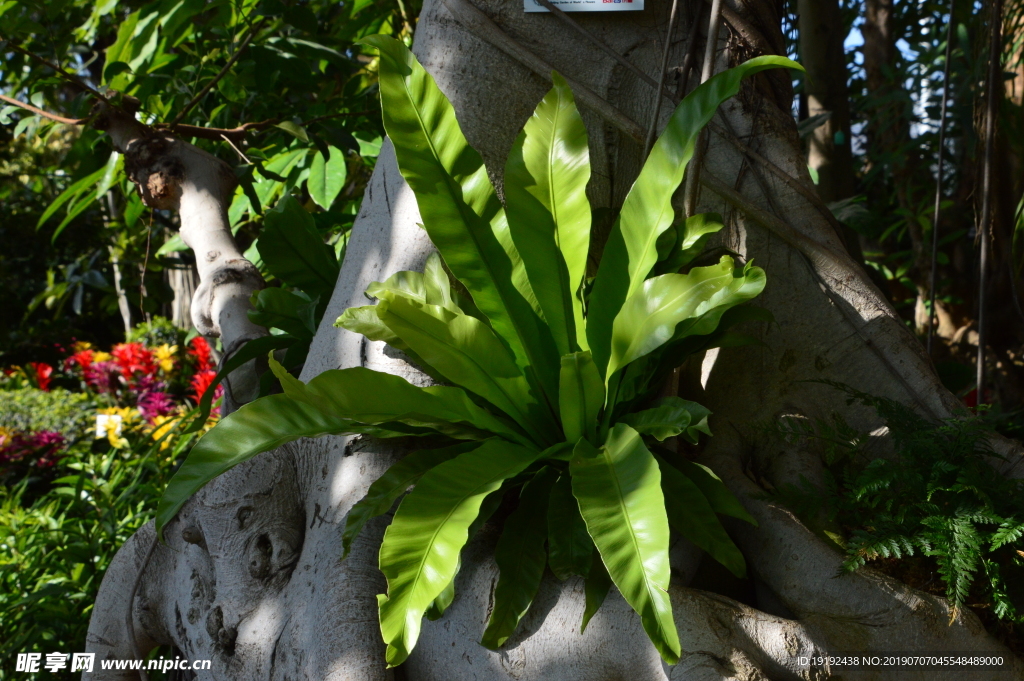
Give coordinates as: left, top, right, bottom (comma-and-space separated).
598, 442, 671, 641
544, 92, 578, 349
386, 302, 535, 434
396, 63, 555, 411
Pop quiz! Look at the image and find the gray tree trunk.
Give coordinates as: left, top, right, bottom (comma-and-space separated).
84, 1, 1024, 679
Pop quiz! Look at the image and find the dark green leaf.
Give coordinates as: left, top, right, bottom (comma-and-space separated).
378, 438, 543, 666
656, 454, 747, 578
342, 441, 483, 559
257, 195, 340, 297
580, 554, 611, 633
481, 466, 559, 649
570, 424, 680, 664
547, 473, 593, 580
248, 288, 318, 339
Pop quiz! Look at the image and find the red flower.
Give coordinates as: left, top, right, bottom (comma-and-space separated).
111, 342, 156, 379
188, 336, 213, 372
28, 362, 53, 391
189, 369, 222, 414
66, 349, 95, 371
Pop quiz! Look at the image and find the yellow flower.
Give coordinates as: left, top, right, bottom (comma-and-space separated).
72, 341, 94, 353
0, 426, 12, 447
100, 416, 129, 449
93, 351, 112, 363
154, 344, 178, 374
149, 415, 177, 451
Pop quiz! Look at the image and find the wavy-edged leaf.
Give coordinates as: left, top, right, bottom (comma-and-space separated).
606, 256, 766, 380
558, 351, 603, 444
586, 56, 802, 375
425, 554, 461, 621
376, 293, 556, 441
547, 473, 593, 580
284, 366, 533, 446
570, 424, 679, 663
581, 554, 611, 633
362, 35, 560, 406
504, 72, 591, 356
653, 212, 725, 276
257, 195, 340, 298
157, 394, 431, 535
342, 441, 482, 559
308, 145, 347, 210
482, 466, 559, 649
422, 252, 460, 312
378, 438, 543, 667
334, 305, 443, 381
655, 454, 746, 578
620, 397, 710, 442
366, 269, 427, 303
424, 482, 508, 621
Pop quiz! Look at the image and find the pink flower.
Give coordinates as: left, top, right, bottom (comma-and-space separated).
138, 390, 176, 423
84, 360, 121, 394
0, 430, 65, 470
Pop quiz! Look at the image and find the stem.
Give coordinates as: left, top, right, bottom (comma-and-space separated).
926, 0, 956, 355
642, 0, 681, 159
977, 0, 1002, 404
683, 0, 724, 217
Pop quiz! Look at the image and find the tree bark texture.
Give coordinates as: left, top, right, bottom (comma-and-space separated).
85, 1, 1024, 679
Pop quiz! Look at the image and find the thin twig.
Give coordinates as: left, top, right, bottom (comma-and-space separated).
643, 0, 681, 158
0, 93, 88, 125
675, 1, 706, 98
683, 0, 724, 216
155, 111, 374, 141
220, 134, 252, 163
139, 212, 153, 321
0, 38, 109, 102
976, 0, 1002, 403
926, 0, 957, 355
168, 18, 267, 129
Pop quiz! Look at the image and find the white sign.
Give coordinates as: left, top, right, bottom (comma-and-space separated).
525, 0, 643, 12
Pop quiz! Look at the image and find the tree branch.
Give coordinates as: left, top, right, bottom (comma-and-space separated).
0, 93, 88, 125
0, 38, 109, 102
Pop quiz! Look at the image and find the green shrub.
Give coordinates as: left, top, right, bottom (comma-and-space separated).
0, 388, 93, 439
767, 382, 1024, 623
126, 316, 184, 348
0, 420, 199, 681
